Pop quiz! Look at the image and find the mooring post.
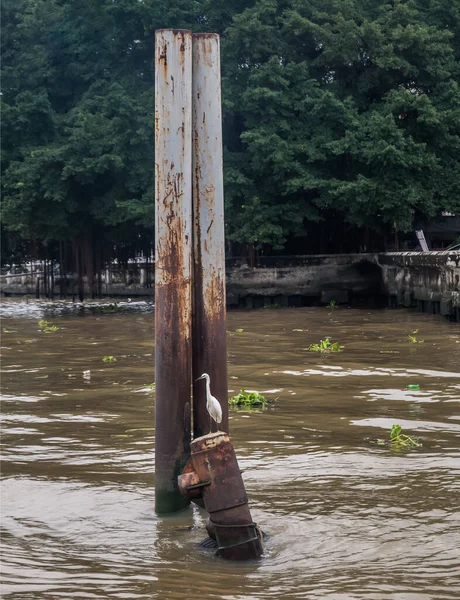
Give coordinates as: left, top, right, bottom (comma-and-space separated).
191, 33, 229, 438
154, 29, 193, 514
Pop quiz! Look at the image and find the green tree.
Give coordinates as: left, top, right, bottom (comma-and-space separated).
2, 0, 459, 268
1, 0, 157, 285
222, 0, 460, 249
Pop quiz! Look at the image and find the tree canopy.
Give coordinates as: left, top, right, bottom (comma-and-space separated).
2, 0, 459, 271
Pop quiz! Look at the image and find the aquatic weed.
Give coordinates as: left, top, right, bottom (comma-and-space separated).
376, 424, 421, 449
389, 424, 421, 448
103, 355, 117, 362
38, 319, 59, 333
308, 337, 343, 352
407, 329, 424, 344
229, 389, 266, 407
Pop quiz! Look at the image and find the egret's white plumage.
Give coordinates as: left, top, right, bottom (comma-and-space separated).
196, 373, 222, 433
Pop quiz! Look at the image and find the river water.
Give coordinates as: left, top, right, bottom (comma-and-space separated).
1, 299, 459, 599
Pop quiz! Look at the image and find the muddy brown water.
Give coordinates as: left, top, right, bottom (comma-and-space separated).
1, 299, 459, 600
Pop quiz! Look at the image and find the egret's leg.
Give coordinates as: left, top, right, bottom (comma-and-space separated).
209, 415, 212, 434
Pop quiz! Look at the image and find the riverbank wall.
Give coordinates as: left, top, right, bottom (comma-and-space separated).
2, 252, 459, 320
379, 251, 460, 321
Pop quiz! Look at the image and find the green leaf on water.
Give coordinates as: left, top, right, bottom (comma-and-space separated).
389, 424, 421, 449
308, 337, 343, 352
407, 329, 424, 344
229, 389, 266, 407
235, 328, 244, 333
103, 355, 117, 362
38, 319, 59, 333
390, 424, 402, 439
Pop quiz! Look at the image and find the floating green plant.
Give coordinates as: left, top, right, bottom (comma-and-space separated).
146, 383, 155, 389
308, 337, 343, 352
229, 389, 266, 407
327, 300, 337, 310
103, 355, 117, 362
389, 424, 421, 449
38, 319, 59, 333
407, 329, 424, 344
374, 424, 421, 449
235, 328, 244, 333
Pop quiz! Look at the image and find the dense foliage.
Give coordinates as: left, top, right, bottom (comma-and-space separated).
2, 0, 460, 273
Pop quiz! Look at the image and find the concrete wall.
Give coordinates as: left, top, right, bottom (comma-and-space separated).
2, 252, 459, 320
225, 254, 382, 308
0, 267, 152, 299
0, 254, 384, 307
378, 251, 460, 320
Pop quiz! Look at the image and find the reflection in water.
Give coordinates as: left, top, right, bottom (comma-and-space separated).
1, 300, 459, 599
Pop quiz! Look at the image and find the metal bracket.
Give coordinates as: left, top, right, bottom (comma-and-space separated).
185, 479, 211, 491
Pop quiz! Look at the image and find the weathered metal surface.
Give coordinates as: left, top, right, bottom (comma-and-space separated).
154, 29, 193, 514
191, 33, 229, 438
178, 432, 264, 560
177, 458, 206, 505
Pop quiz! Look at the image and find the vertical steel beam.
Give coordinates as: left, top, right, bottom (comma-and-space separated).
155, 29, 193, 514
192, 34, 229, 438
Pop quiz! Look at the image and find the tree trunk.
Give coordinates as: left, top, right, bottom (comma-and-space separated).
74, 239, 84, 302
59, 242, 64, 299
248, 243, 255, 268
50, 259, 54, 300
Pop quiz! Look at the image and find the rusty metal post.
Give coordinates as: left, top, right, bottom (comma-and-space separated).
192, 33, 229, 438
155, 29, 193, 514
178, 432, 264, 560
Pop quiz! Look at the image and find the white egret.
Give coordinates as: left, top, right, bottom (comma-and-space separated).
196, 373, 222, 434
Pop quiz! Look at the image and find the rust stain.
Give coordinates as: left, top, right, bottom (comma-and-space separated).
193, 33, 218, 68
179, 30, 186, 52
206, 218, 214, 235
158, 39, 168, 66
192, 203, 228, 437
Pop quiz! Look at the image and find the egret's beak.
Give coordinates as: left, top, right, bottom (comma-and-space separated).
195, 374, 205, 381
